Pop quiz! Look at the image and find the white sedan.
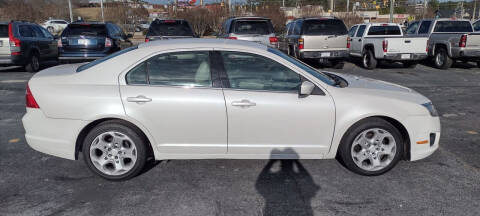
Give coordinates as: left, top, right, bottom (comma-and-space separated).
22, 39, 440, 180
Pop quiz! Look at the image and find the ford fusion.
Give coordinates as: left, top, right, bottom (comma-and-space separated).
22, 39, 440, 180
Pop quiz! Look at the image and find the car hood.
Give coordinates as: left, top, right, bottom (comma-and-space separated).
332, 72, 430, 104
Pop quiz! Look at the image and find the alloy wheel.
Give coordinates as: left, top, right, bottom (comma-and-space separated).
350, 128, 397, 171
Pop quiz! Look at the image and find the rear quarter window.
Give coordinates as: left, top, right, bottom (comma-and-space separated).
434, 21, 473, 32
0, 25, 8, 37
367, 26, 402, 35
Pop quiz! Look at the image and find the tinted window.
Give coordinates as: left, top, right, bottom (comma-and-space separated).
0, 25, 8, 37
348, 25, 358, 37
434, 21, 473, 32
77, 46, 138, 72
126, 62, 147, 85
405, 21, 419, 34
147, 20, 194, 37
302, 19, 347, 35
32, 26, 46, 38
474, 21, 480, 32
293, 20, 302, 35
418, 21, 432, 34
221, 51, 300, 92
62, 24, 107, 37
268, 48, 335, 86
356, 25, 366, 37
367, 26, 401, 35
286, 23, 292, 35
39, 26, 53, 38
147, 51, 211, 87
231, 20, 273, 35
19, 25, 35, 37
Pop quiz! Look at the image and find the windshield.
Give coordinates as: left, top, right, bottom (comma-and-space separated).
147, 20, 194, 37
77, 46, 138, 72
267, 48, 335, 86
62, 24, 107, 37
302, 19, 347, 35
232, 20, 273, 35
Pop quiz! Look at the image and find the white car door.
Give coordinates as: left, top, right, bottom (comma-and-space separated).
120, 50, 227, 155
218, 50, 335, 157
351, 24, 366, 55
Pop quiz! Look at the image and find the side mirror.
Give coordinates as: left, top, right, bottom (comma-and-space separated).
299, 81, 315, 96
126, 34, 133, 39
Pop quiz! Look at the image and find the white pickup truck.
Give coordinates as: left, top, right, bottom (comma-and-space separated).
348, 23, 428, 69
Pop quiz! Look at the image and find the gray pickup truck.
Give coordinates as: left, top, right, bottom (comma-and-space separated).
278, 17, 349, 69
406, 18, 480, 69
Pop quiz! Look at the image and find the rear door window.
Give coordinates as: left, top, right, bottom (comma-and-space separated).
0, 25, 8, 37
231, 20, 273, 35
147, 20, 194, 37
418, 21, 432, 34
301, 19, 348, 35
367, 26, 402, 35
62, 24, 107, 37
434, 21, 473, 32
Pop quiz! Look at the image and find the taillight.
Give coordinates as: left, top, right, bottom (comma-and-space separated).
269, 37, 278, 45
426, 40, 429, 52
459, 34, 467, 47
226, 37, 237, 40
382, 40, 388, 52
8, 23, 21, 55
298, 38, 304, 49
347, 36, 351, 48
105, 38, 112, 47
145, 38, 150, 43
57, 39, 63, 48
26, 84, 40, 109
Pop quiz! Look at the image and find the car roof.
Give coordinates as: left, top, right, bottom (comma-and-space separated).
296, 16, 339, 20
228, 16, 270, 20
138, 38, 267, 52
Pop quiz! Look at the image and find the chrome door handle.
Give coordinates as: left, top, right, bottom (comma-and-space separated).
231, 99, 256, 107
127, 95, 152, 103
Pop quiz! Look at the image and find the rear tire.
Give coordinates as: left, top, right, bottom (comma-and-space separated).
362, 49, 377, 70
433, 47, 453, 69
82, 120, 148, 181
403, 61, 418, 68
338, 117, 404, 176
25, 53, 40, 72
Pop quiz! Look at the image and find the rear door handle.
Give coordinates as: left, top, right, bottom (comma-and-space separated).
231, 99, 256, 107
127, 95, 152, 103
405, 40, 411, 43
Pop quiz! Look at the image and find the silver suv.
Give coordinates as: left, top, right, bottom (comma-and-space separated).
218, 17, 278, 47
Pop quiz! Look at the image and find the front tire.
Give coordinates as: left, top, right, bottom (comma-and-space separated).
82, 120, 148, 181
433, 47, 453, 69
338, 118, 404, 176
362, 49, 377, 69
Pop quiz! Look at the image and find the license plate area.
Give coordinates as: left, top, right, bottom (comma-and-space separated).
401, 54, 411, 59
321, 52, 331, 57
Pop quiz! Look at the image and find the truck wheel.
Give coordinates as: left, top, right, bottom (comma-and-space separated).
433, 48, 453, 69
25, 53, 40, 72
403, 62, 417, 68
362, 49, 377, 70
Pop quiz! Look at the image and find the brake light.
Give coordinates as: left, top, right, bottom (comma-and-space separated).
8, 23, 21, 55
426, 40, 429, 52
382, 40, 388, 52
459, 34, 467, 48
226, 37, 237, 40
105, 38, 112, 47
26, 84, 40, 109
269, 37, 278, 45
347, 36, 351, 48
163, 20, 176, 23
57, 39, 63, 48
298, 38, 304, 49
145, 38, 150, 43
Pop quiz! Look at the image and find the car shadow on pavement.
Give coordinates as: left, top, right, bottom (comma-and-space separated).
255, 148, 320, 216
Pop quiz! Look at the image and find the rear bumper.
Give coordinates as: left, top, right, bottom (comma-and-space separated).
300, 50, 349, 59
22, 108, 89, 160
451, 47, 480, 60
384, 53, 427, 61
0, 54, 25, 65
403, 115, 441, 161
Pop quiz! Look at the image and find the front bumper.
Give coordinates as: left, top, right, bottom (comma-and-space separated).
403, 115, 441, 161
384, 53, 428, 61
22, 108, 89, 160
300, 50, 349, 59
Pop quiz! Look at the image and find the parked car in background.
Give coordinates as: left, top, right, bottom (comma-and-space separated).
406, 19, 480, 69
145, 19, 195, 42
349, 23, 428, 69
218, 16, 278, 48
279, 17, 349, 69
58, 22, 133, 63
41, 19, 69, 34
136, 20, 150, 32
23, 39, 440, 180
0, 21, 58, 72
473, 19, 480, 32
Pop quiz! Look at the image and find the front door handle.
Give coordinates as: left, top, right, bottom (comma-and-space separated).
127, 95, 152, 103
358, 39, 362, 42
231, 99, 256, 107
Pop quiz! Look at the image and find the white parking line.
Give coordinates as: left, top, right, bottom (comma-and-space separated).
0, 80, 28, 83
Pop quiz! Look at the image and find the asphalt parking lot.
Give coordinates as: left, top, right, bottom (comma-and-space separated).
0, 61, 479, 216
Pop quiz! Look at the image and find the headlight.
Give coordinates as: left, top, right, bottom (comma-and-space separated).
421, 102, 438, 117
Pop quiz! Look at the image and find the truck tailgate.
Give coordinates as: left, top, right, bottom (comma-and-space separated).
385, 37, 428, 54
466, 33, 480, 48
302, 35, 348, 51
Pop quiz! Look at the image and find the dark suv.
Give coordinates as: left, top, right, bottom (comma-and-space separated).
145, 19, 195, 42
58, 22, 133, 63
0, 21, 58, 72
